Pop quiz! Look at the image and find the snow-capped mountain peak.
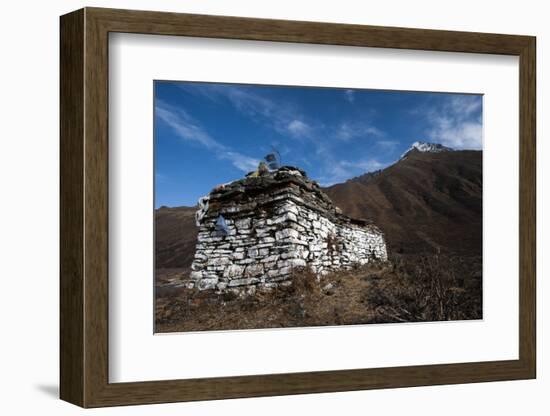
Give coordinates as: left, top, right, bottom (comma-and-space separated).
401, 141, 453, 159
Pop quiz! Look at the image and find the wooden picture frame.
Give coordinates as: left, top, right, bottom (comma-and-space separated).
60, 7, 536, 408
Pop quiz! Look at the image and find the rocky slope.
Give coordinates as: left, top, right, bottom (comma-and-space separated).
155, 206, 198, 274
324, 149, 482, 255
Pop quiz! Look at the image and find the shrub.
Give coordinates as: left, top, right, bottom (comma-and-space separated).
365, 253, 482, 322
288, 266, 320, 296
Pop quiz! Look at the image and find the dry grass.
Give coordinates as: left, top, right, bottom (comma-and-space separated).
155, 254, 482, 333
365, 254, 482, 323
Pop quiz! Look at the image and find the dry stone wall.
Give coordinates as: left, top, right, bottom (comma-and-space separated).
188, 167, 387, 293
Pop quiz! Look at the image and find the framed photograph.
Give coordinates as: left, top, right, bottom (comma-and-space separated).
60, 7, 536, 407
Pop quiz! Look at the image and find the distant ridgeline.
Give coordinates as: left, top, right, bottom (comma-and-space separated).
189, 165, 388, 294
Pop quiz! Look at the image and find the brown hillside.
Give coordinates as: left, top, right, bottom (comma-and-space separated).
324, 150, 482, 255
155, 206, 198, 272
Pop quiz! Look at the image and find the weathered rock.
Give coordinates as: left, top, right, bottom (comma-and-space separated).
245, 264, 264, 277
207, 257, 231, 267
287, 258, 307, 268
260, 254, 279, 263
228, 277, 260, 287
275, 228, 299, 241
198, 278, 218, 290
235, 218, 251, 229
190, 271, 203, 281
223, 264, 245, 279
232, 252, 245, 260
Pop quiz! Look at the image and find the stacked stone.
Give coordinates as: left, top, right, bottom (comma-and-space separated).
189, 166, 388, 293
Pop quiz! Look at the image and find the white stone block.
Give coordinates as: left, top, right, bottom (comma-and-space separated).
198, 278, 218, 290
261, 255, 279, 263
223, 264, 245, 278
207, 257, 231, 267
228, 277, 260, 287
245, 263, 264, 277
275, 228, 299, 240
288, 258, 307, 268
190, 271, 203, 281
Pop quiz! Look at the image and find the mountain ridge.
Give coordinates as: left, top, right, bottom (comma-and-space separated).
400, 141, 454, 159
323, 149, 482, 255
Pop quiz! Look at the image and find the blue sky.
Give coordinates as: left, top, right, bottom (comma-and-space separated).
155, 81, 482, 208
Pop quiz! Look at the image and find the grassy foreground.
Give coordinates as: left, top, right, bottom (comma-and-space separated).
155, 254, 482, 333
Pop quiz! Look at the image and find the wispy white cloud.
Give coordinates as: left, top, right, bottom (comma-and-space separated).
344, 89, 355, 103
156, 100, 260, 173
340, 159, 385, 171
335, 121, 384, 141
320, 164, 354, 186
449, 95, 482, 115
179, 84, 316, 139
218, 151, 260, 172
376, 139, 399, 151
317, 152, 388, 186
287, 119, 312, 138
169, 84, 393, 186
155, 102, 223, 151
426, 95, 482, 149
155, 172, 167, 183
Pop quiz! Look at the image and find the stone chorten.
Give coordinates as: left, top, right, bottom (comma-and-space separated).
189, 166, 388, 293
